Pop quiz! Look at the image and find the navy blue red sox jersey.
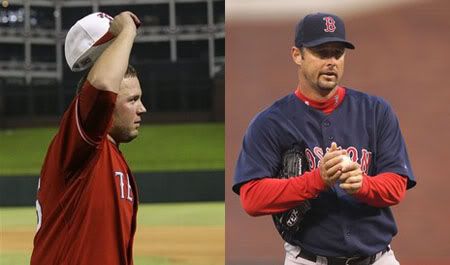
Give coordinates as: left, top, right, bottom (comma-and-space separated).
233, 87, 416, 257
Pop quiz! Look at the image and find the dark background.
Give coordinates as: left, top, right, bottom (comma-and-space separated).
0, 0, 225, 128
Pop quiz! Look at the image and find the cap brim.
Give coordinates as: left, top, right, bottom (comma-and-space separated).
303, 37, 355, 49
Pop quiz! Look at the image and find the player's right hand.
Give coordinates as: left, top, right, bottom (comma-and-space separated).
338, 161, 364, 194
319, 142, 347, 187
109, 11, 141, 37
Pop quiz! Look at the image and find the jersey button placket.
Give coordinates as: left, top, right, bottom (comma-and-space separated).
343, 222, 355, 250
321, 119, 334, 144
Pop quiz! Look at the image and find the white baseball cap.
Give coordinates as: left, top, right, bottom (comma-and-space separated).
64, 12, 115, 72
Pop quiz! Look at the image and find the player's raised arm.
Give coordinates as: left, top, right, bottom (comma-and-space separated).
87, 11, 140, 93
56, 11, 142, 158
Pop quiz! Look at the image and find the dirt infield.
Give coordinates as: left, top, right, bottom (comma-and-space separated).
1, 226, 224, 265
135, 226, 224, 265
0, 203, 224, 265
225, 0, 450, 264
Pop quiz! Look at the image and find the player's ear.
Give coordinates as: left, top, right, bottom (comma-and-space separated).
291, 46, 302, 66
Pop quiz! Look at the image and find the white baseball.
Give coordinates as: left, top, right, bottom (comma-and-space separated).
341, 155, 352, 169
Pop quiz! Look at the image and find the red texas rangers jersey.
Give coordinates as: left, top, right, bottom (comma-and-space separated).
31, 82, 138, 265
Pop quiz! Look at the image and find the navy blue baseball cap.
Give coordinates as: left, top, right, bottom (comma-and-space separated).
295, 12, 355, 49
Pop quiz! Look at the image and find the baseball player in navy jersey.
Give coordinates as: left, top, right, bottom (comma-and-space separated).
233, 12, 416, 265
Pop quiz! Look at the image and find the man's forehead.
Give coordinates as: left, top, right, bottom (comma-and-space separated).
122, 75, 139, 85
119, 77, 141, 95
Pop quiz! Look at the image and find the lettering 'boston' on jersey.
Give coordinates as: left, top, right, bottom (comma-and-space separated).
233, 87, 416, 257
31, 82, 138, 265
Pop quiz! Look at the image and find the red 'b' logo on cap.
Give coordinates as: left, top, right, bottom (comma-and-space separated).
323, 16, 336, 32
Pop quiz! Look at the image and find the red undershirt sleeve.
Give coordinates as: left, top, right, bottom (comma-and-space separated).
239, 168, 326, 216
353, 172, 407, 207
240, 170, 407, 216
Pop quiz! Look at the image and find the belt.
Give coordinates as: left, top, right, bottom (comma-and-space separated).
296, 247, 389, 265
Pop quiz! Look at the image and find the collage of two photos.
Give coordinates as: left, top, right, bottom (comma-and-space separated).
1, 0, 449, 265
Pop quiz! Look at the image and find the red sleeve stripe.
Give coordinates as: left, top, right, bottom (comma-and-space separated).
75, 97, 98, 147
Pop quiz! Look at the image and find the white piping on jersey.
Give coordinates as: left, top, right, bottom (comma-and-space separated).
75, 97, 97, 147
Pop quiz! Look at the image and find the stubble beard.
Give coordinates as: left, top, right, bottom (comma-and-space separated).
109, 125, 139, 144
317, 79, 337, 91
302, 69, 338, 94
120, 128, 139, 143
314, 71, 340, 94
304, 77, 337, 97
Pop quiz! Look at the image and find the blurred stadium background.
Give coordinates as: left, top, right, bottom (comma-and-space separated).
0, 0, 224, 126
0, 0, 224, 264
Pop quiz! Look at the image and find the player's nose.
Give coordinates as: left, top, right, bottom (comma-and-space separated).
325, 58, 339, 69
137, 101, 147, 114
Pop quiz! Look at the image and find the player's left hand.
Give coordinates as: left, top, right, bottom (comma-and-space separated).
338, 162, 363, 194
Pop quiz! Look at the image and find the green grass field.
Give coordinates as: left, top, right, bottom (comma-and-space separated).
0, 123, 224, 176
0, 202, 224, 265
0, 123, 225, 264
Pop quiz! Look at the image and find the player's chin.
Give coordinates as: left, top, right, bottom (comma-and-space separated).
130, 129, 140, 139
318, 83, 337, 91
122, 130, 139, 143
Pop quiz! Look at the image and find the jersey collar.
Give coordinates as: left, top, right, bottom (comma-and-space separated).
295, 86, 346, 115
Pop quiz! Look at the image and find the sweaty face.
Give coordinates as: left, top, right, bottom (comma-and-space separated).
109, 76, 147, 144
298, 42, 346, 93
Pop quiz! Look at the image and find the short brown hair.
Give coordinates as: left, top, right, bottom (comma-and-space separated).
76, 64, 138, 93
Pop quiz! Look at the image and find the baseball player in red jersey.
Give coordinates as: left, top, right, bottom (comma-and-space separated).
30, 11, 146, 265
